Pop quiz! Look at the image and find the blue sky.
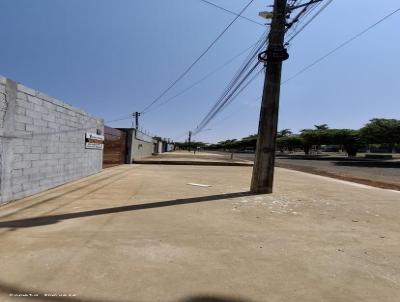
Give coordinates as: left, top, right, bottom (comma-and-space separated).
0, 0, 399, 143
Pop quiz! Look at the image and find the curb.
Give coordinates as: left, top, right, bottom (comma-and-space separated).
133, 160, 253, 167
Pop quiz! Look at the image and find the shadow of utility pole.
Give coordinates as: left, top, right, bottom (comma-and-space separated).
0, 192, 253, 229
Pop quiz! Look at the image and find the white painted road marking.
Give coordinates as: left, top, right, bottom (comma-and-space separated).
187, 183, 212, 187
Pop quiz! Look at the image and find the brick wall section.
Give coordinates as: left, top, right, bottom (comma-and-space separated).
0, 76, 104, 205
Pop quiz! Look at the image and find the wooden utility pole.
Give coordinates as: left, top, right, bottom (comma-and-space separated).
251, 0, 288, 194
188, 131, 192, 152
133, 112, 141, 130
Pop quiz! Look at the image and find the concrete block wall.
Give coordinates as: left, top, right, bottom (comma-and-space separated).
0, 76, 104, 205
119, 129, 157, 163
133, 130, 157, 161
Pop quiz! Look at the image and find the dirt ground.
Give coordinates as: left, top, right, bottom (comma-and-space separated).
0, 162, 399, 302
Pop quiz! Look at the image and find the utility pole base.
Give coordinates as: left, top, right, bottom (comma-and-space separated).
250, 151, 275, 194
250, 187, 273, 194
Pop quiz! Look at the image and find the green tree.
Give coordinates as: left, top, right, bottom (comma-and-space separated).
314, 124, 329, 130
175, 141, 207, 150
277, 129, 292, 137
276, 135, 303, 152
360, 118, 400, 151
300, 128, 361, 156
241, 134, 257, 149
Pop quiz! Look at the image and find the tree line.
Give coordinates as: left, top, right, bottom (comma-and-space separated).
177, 118, 400, 156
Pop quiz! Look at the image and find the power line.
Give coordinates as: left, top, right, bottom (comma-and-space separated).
285, 0, 326, 44
101, 0, 333, 137
283, 6, 400, 84
191, 0, 332, 137
286, 0, 334, 43
288, 0, 321, 11
207, 94, 261, 129
190, 30, 268, 135
141, 0, 255, 114
198, 33, 267, 120
193, 58, 259, 134
198, 0, 265, 27
193, 62, 262, 136
194, 72, 261, 135
218, 68, 264, 115
211, 5, 400, 128
286, 0, 322, 32
145, 33, 268, 113
188, 3, 400, 142
208, 69, 264, 129
187, 0, 335, 137
106, 115, 133, 124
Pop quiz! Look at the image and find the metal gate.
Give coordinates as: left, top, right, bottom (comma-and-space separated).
103, 126, 127, 168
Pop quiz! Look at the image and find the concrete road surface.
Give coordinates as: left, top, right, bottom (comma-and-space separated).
0, 164, 399, 302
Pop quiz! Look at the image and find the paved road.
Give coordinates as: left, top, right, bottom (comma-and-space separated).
276, 156, 400, 187
209, 151, 400, 190
0, 162, 399, 301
